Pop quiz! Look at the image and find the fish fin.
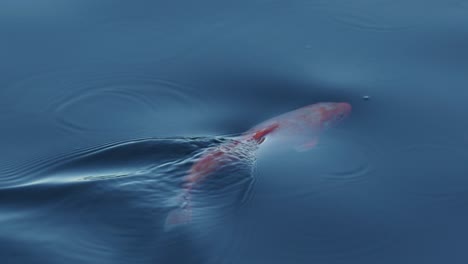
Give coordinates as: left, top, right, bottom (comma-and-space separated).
295, 137, 318, 152
164, 207, 192, 231
251, 123, 280, 143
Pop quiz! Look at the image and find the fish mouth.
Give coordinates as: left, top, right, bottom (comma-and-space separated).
334, 102, 352, 120
330, 102, 352, 123
337, 102, 352, 115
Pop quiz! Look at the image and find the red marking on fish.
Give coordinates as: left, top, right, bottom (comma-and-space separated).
251, 123, 280, 143
164, 102, 351, 229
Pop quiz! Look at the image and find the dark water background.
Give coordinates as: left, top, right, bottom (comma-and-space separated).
1, 1, 468, 263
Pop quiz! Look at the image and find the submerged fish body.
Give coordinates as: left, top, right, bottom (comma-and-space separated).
164, 102, 351, 228
244, 102, 351, 142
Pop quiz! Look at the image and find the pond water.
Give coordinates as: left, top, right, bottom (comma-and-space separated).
1, 1, 468, 263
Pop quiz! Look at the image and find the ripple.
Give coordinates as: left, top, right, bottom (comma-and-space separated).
48, 74, 204, 134
3, 70, 206, 135
0, 137, 212, 190
0, 141, 119, 189
392, 144, 468, 199
170, 139, 259, 223
317, 138, 375, 183
0, 135, 260, 264
0, 136, 257, 223
330, 13, 410, 32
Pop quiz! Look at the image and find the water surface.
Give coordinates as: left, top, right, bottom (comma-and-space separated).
1, 0, 468, 263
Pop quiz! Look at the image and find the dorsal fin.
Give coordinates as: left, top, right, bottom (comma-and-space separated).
251, 123, 280, 143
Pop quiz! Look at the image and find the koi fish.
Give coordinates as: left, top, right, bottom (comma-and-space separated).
165, 102, 351, 229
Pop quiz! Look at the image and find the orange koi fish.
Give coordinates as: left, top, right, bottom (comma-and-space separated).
165, 102, 351, 228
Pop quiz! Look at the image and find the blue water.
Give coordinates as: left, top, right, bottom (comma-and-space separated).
2, 1, 468, 263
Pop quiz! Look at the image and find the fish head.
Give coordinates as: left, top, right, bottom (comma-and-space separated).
304, 102, 352, 129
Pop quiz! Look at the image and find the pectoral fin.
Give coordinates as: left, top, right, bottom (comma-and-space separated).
294, 137, 318, 152
164, 207, 192, 231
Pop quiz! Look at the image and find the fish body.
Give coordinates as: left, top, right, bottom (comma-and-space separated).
165, 102, 351, 228
243, 102, 351, 147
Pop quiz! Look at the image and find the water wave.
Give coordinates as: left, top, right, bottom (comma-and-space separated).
0, 136, 259, 262
2, 70, 206, 135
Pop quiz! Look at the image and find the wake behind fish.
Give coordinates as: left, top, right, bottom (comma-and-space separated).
0, 136, 257, 234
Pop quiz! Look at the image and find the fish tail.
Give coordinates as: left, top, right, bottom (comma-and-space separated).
164, 206, 192, 231
164, 190, 192, 231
